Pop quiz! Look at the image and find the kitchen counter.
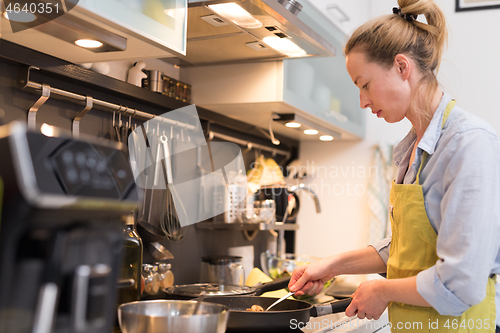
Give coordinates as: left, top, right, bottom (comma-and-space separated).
301, 311, 389, 333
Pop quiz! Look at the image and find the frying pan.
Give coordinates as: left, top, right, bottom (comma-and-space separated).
164, 276, 291, 299
203, 295, 352, 332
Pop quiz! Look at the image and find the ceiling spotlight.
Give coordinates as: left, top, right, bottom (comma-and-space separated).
75, 39, 104, 48
320, 135, 334, 141
285, 122, 301, 128
304, 129, 319, 135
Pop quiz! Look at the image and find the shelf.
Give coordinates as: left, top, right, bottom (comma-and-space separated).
195, 221, 299, 231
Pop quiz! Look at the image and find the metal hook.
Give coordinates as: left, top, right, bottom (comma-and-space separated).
72, 95, 93, 138
28, 83, 50, 130
242, 143, 253, 155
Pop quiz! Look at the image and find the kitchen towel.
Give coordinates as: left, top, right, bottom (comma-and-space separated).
368, 144, 395, 243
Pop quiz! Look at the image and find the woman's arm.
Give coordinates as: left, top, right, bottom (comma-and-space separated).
289, 246, 386, 295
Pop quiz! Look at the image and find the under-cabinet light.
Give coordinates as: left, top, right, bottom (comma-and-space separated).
3, 11, 37, 22
75, 39, 104, 48
304, 129, 319, 135
273, 113, 341, 140
319, 135, 334, 141
208, 3, 262, 29
286, 122, 301, 128
262, 36, 306, 57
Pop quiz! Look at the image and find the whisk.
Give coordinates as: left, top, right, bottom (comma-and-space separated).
159, 133, 186, 241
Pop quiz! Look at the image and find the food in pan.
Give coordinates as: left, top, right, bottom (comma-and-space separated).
246, 305, 264, 312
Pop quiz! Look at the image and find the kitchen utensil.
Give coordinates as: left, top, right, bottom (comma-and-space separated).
159, 133, 185, 241
136, 221, 166, 243
203, 296, 352, 332
192, 291, 207, 315
264, 291, 296, 311
145, 70, 164, 93
164, 276, 290, 299
118, 300, 229, 333
200, 255, 245, 286
260, 251, 321, 279
148, 242, 174, 261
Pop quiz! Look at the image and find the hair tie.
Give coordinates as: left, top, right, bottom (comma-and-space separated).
393, 7, 418, 22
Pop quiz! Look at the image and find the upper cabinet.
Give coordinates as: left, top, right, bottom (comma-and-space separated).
180, 1, 365, 141
0, 0, 340, 65
0, 0, 187, 63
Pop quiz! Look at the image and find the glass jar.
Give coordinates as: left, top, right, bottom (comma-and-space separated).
142, 264, 159, 295
157, 263, 174, 289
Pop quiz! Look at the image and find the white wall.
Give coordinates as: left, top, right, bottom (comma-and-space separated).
296, 0, 500, 262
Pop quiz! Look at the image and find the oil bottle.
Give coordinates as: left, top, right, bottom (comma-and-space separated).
113, 214, 143, 333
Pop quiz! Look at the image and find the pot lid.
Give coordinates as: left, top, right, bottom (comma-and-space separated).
165, 283, 254, 297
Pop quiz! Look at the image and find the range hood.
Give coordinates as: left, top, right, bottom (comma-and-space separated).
173, 0, 336, 66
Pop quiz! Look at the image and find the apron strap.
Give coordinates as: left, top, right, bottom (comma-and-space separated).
416, 99, 456, 184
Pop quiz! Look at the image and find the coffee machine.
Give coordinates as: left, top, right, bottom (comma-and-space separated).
0, 122, 140, 333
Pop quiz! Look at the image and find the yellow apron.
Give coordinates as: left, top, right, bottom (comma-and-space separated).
386, 100, 496, 332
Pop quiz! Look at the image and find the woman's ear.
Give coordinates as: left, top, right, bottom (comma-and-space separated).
394, 54, 411, 81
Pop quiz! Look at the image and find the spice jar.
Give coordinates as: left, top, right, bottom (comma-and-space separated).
157, 263, 174, 289
142, 264, 159, 295
176, 81, 185, 100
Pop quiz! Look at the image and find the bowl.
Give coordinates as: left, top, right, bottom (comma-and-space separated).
237, 207, 275, 224
260, 251, 321, 279
118, 300, 229, 333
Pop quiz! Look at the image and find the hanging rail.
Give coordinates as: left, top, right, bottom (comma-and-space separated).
208, 131, 291, 159
18, 66, 196, 132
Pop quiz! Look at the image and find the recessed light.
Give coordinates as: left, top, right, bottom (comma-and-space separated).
3, 11, 37, 22
286, 122, 301, 128
319, 135, 334, 141
304, 129, 318, 135
208, 3, 262, 29
262, 36, 306, 57
75, 39, 103, 48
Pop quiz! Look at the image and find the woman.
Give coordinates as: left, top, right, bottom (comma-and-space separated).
288, 0, 500, 331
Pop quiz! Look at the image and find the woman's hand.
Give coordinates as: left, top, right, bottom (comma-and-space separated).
288, 259, 336, 296
345, 279, 389, 320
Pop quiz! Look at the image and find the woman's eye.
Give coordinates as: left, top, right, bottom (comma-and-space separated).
362, 84, 368, 90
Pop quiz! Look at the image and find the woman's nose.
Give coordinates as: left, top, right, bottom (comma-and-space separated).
359, 91, 371, 109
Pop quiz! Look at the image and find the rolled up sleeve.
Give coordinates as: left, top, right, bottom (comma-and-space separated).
416, 128, 500, 316
369, 237, 391, 265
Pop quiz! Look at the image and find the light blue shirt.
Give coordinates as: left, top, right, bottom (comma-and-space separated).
371, 93, 500, 322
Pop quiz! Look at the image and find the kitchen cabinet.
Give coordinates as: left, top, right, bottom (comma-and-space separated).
0, 0, 187, 63
180, 0, 365, 141
181, 14, 366, 140
76, 0, 187, 55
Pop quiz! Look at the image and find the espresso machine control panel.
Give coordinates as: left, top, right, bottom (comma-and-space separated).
0, 122, 140, 333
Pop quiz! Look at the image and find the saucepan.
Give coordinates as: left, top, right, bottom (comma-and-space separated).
203, 295, 352, 332
118, 300, 229, 333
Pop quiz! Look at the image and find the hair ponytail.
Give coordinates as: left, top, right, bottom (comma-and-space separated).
344, 0, 448, 121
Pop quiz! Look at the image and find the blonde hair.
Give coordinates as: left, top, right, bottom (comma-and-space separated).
345, 0, 448, 122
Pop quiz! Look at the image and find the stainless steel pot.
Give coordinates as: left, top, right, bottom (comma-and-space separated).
118, 300, 229, 333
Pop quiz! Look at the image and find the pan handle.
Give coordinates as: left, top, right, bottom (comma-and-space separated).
310, 297, 352, 317
253, 276, 291, 296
